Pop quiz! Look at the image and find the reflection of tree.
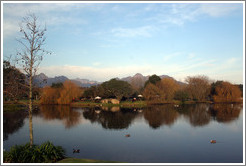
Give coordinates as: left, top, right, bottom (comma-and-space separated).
83, 108, 138, 130
39, 105, 81, 128
3, 110, 28, 141
181, 104, 211, 127
209, 104, 242, 123
143, 105, 179, 129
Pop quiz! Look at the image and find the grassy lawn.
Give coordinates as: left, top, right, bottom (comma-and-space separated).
120, 100, 147, 107
58, 158, 121, 163
3, 104, 27, 112
71, 100, 147, 108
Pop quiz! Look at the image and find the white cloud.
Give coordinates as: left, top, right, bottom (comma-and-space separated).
39, 64, 152, 82
149, 4, 201, 26
147, 3, 242, 26
2, 3, 95, 38
200, 4, 241, 17
92, 62, 101, 66
3, 3, 103, 17
111, 26, 156, 38
187, 53, 196, 59
163, 52, 183, 62
2, 20, 19, 38
38, 55, 242, 84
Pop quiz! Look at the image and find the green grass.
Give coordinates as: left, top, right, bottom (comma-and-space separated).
58, 158, 121, 163
120, 100, 147, 107
3, 104, 26, 112
71, 100, 148, 108
17, 99, 40, 105
71, 101, 104, 107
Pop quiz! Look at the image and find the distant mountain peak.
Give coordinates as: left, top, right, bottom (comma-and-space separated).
36, 73, 48, 79
33, 73, 100, 88
133, 73, 143, 77
33, 72, 185, 88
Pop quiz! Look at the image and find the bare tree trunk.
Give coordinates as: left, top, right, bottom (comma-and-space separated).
16, 13, 49, 147
29, 105, 33, 146
29, 70, 33, 146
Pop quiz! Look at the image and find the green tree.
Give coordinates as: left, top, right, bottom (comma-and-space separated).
100, 78, 133, 100
174, 90, 189, 102
83, 86, 99, 99
3, 60, 27, 101
51, 82, 64, 88
210, 81, 223, 96
144, 74, 161, 87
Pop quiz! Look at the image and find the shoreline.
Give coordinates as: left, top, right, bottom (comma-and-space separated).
3, 100, 243, 109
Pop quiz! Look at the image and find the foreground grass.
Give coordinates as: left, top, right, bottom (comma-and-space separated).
58, 158, 121, 163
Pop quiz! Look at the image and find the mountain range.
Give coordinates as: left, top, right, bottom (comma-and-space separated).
33, 73, 99, 88
33, 73, 183, 88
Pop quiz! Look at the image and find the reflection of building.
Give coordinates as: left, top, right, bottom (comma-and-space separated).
101, 99, 120, 104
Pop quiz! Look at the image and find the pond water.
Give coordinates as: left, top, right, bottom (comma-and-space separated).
3, 104, 244, 163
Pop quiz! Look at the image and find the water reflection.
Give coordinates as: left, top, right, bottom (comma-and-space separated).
180, 104, 211, 127
209, 104, 242, 123
144, 105, 179, 129
83, 107, 139, 130
3, 110, 28, 141
39, 105, 81, 128
3, 104, 243, 141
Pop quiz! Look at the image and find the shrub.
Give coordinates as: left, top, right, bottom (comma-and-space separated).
4, 141, 65, 163
39, 141, 65, 162
40, 81, 82, 105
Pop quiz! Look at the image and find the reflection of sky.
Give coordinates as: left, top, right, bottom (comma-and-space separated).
3, 106, 243, 163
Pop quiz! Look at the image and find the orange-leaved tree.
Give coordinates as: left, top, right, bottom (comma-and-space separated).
157, 77, 179, 101
213, 81, 242, 102
57, 81, 82, 104
40, 81, 82, 104
40, 86, 61, 104
143, 83, 162, 103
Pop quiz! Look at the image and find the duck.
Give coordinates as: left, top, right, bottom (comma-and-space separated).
73, 149, 80, 153
210, 140, 216, 144
125, 134, 130, 137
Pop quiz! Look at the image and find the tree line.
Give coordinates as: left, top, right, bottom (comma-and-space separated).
143, 75, 242, 103
3, 61, 243, 105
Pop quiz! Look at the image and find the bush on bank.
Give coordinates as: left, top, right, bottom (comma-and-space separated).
4, 141, 65, 163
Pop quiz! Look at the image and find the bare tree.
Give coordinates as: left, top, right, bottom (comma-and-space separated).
185, 75, 211, 101
16, 13, 50, 146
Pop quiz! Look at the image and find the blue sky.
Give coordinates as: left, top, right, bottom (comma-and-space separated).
2, 2, 244, 83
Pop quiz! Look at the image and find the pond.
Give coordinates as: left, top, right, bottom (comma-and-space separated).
3, 103, 243, 163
